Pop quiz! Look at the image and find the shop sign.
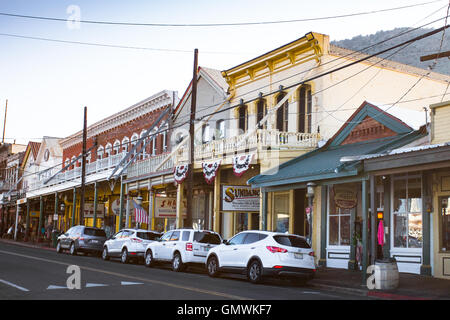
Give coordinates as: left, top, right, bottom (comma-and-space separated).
222, 185, 260, 212
154, 197, 186, 218
83, 203, 105, 218
16, 198, 27, 205
333, 185, 357, 209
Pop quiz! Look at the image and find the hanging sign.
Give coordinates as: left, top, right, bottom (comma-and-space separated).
174, 165, 189, 184
154, 197, 186, 218
222, 185, 260, 212
232, 154, 254, 177
83, 203, 105, 218
333, 185, 357, 209
202, 160, 221, 184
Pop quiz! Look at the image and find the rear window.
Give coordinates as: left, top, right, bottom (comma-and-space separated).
137, 232, 160, 240
194, 232, 221, 244
83, 228, 106, 237
273, 235, 310, 249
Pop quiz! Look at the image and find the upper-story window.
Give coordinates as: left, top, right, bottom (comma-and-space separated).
216, 120, 225, 140
113, 140, 120, 155
131, 133, 139, 159
97, 146, 104, 160
71, 156, 76, 170
256, 99, 267, 129
298, 84, 312, 133
150, 128, 157, 156
202, 123, 212, 144
238, 104, 248, 133
276, 92, 289, 132
140, 130, 147, 159
122, 137, 129, 153
161, 124, 168, 152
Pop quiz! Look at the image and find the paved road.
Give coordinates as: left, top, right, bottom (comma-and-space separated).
0, 242, 372, 301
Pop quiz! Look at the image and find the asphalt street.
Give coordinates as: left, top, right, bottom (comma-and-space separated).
0, 242, 372, 301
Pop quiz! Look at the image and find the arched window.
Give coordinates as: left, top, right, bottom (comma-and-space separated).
131, 133, 139, 158
215, 120, 225, 140
150, 128, 157, 156
161, 124, 168, 152
238, 104, 248, 133
256, 99, 267, 129
105, 143, 112, 158
298, 85, 312, 133
140, 130, 147, 159
71, 156, 76, 170
276, 92, 289, 132
97, 146, 104, 160
202, 122, 211, 144
122, 136, 129, 153
77, 153, 82, 167
113, 140, 120, 155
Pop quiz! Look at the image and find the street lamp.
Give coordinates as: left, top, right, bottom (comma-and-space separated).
306, 182, 316, 246
59, 203, 65, 231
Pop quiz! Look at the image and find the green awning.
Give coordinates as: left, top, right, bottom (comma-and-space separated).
248, 131, 423, 188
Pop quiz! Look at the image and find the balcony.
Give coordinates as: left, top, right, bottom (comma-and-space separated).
126, 129, 320, 179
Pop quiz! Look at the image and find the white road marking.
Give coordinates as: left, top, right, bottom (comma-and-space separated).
121, 281, 144, 286
86, 283, 109, 288
0, 279, 30, 292
47, 285, 68, 290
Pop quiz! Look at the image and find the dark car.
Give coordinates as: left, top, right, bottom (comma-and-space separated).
56, 225, 107, 256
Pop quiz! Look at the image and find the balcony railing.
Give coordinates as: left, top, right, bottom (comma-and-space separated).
127, 129, 320, 179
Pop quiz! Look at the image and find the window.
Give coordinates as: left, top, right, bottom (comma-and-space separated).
122, 137, 129, 153
202, 123, 212, 144
131, 133, 139, 157
273, 193, 290, 233
182, 231, 191, 241
113, 141, 120, 155
150, 129, 157, 156
97, 146, 104, 160
328, 185, 353, 246
276, 93, 289, 132
243, 233, 260, 244
273, 235, 310, 248
256, 99, 267, 129
84, 228, 106, 237
298, 85, 312, 133
238, 104, 248, 133
161, 125, 168, 152
439, 196, 450, 252
228, 232, 247, 245
160, 231, 172, 242
194, 231, 221, 244
137, 232, 159, 240
140, 130, 147, 159
392, 174, 422, 249
215, 120, 225, 140
170, 230, 180, 241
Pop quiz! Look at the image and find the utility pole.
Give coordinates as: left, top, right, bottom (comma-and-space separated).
185, 49, 198, 228
80, 106, 87, 226
2, 99, 7, 144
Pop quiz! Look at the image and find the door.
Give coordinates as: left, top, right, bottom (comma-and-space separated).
153, 231, 172, 260
109, 231, 124, 254
220, 232, 248, 267
162, 230, 180, 260
61, 227, 74, 248
236, 232, 261, 268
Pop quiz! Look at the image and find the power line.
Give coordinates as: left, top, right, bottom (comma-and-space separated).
0, 1, 444, 27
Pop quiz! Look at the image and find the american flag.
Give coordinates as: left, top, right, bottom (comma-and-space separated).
133, 200, 149, 224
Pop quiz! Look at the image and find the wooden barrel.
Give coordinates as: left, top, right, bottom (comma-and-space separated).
375, 259, 399, 290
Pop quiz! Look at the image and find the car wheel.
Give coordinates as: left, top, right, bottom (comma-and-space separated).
172, 252, 185, 272
247, 260, 263, 284
145, 250, 154, 267
56, 241, 62, 253
121, 248, 129, 264
102, 247, 110, 261
69, 242, 77, 256
207, 256, 220, 277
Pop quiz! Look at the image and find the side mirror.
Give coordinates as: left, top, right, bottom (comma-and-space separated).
109, 236, 115, 240
223, 239, 228, 245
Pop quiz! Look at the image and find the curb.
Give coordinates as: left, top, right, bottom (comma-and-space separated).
310, 282, 369, 297
0, 239, 55, 252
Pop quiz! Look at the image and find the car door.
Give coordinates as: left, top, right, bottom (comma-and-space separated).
109, 231, 123, 255
162, 230, 180, 260
219, 232, 248, 268
237, 232, 261, 268
153, 231, 172, 260
119, 230, 132, 251
61, 227, 73, 248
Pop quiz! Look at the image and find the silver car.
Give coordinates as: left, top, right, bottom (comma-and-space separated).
56, 225, 107, 256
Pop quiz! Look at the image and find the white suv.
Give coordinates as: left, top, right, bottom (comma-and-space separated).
144, 229, 223, 272
102, 228, 161, 264
206, 231, 316, 284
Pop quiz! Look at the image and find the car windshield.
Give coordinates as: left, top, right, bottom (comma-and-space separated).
194, 231, 221, 244
83, 228, 106, 237
273, 235, 310, 249
137, 232, 160, 240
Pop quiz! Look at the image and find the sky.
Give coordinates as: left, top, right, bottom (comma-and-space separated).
0, 0, 448, 145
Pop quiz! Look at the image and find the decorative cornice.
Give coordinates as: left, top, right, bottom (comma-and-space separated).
60, 90, 176, 149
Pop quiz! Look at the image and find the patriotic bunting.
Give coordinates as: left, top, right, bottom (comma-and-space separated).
202, 160, 221, 184
232, 154, 254, 177
174, 165, 189, 184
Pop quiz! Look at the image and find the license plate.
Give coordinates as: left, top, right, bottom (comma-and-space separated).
294, 253, 303, 259
91, 240, 99, 244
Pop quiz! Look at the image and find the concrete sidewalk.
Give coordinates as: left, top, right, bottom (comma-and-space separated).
310, 266, 450, 300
